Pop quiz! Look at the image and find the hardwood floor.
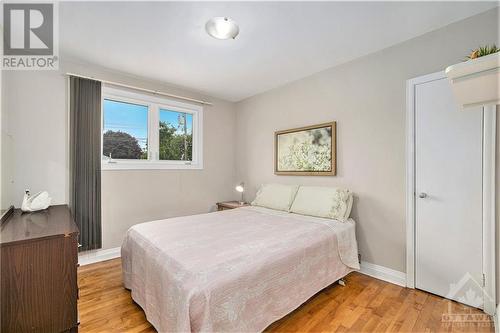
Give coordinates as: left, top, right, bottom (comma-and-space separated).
78, 259, 493, 333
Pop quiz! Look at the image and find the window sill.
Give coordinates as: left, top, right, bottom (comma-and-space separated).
101, 161, 203, 171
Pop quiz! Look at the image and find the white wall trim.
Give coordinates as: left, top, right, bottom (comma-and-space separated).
494, 304, 499, 333
405, 71, 446, 289
78, 247, 409, 288
79, 250, 408, 289
406, 72, 497, 315
359, 261, 406, 287
78, 247, 121, 266
483, 106, 497, 315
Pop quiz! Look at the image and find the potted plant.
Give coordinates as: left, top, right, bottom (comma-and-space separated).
466, 44, 499, 60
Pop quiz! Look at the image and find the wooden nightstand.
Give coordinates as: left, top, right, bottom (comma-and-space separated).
216, 201, 250, 211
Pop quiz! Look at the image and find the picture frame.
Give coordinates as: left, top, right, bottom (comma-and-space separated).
274, 121, 336, 176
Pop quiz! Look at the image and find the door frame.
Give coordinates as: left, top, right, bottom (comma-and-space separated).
405, 71, 497, 315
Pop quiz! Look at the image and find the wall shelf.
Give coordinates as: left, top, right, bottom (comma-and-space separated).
445, 52, 499, 109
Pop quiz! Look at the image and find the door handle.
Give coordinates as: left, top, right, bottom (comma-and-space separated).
418, 192, 428, 198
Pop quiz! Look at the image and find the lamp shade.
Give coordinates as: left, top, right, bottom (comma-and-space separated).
235, 182, 245, 193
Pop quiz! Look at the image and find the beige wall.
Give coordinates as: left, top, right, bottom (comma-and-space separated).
235, 8, 499, 272
1, 60, 238, 249
1, 7, 498, 282
2, 70, 68, 208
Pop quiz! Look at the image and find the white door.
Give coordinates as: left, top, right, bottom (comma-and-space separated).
415, 76, 483, 308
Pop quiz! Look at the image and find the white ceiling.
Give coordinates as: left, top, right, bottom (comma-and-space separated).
60, 2, 497, 102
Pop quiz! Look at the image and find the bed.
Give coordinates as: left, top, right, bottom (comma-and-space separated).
121, 205, 360, 333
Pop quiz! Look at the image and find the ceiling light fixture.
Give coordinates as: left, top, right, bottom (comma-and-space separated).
205, 17, 239, 40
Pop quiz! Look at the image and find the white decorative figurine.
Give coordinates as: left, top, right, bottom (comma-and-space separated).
21, 189, 52, 213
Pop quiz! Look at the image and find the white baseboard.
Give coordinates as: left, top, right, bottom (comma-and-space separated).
359, 261, 406, 287
78, 249, 407, 288
78, 246, 121, 266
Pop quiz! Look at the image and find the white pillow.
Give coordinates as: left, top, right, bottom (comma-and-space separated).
251, 184, 299, 211
290, 186, 353, 222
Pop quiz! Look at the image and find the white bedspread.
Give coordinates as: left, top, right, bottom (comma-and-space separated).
121, 206, 359, 333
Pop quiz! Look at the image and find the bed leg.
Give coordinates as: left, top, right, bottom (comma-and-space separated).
338, 279, 346, 286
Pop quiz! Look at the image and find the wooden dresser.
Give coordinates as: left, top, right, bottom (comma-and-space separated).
0, 205, 79, 333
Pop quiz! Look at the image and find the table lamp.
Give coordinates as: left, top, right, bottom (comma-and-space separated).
235, 182, 245, 204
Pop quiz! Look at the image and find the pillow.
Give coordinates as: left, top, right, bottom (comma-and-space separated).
251, 184, 299, 211
290, 186, 353, 222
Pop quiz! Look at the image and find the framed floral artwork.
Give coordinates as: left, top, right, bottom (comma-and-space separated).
275, 122, 336, 176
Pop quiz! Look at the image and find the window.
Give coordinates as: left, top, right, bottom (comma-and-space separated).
103, 99, 148, 160
159, 109, 193, 161
102, 86, 203, 170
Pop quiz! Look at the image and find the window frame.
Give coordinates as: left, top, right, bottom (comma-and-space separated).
101, 85, 203, 170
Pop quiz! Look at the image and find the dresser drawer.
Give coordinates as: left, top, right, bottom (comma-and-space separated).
0, 205, 79, 333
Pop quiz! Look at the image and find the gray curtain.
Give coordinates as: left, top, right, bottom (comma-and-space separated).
69, 76, 102, 251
